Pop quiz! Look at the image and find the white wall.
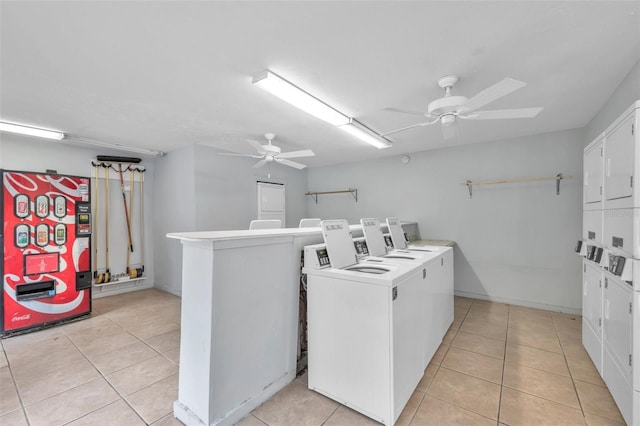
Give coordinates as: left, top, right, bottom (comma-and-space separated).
307, 129, 584, 313
584, 58, 640, 143
193, 144, 308, 230
0, 135, 156, 297
153, 145, 196, 296
152, 144, 308, 296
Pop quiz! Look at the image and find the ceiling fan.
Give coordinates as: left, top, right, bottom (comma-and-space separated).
219, 133, 315, 169
382, 75, 543, 140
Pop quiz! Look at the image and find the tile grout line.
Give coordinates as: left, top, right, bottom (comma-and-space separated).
61, 318, 150, 425
1, 343, 31, 426
553, 316, 588, 423
496, 303, 510, 425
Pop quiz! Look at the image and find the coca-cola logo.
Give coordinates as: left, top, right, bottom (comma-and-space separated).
11, 313, 31, 322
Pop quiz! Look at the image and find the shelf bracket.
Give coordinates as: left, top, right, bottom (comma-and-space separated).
466, 180, 473, 199
556, 173, 563, 195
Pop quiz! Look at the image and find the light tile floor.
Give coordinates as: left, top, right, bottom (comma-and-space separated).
0, 290, 626, 425
0, 289, 182, 426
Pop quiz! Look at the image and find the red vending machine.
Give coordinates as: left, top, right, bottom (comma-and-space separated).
1, 170, 92, 335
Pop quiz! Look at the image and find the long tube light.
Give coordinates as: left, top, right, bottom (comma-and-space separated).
252, 70, 350, 126
339, 119, 392, 149
252, 69, 392, 149
64, 136, 165, 157
0, 121, 65, 140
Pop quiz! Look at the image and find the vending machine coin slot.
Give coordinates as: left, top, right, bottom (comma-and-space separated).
75, 202, 92, 236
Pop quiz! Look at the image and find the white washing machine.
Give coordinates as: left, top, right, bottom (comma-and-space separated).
303, 220, 426, 426
384, 217, 455, 340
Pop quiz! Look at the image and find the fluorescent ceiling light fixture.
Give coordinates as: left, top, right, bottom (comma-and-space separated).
0, 121, 65, 140
339, 119, 392, 149
253, 70, 350, 126
64, 136, 165, 157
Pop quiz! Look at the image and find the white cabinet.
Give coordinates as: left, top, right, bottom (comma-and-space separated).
307, 268, 425, 425
603, 271, 634, 426
583, 260, 603, 373
584, 138, 604, 206
603, 273, 633, 379
605, 114, 635, 203
582, 100, 640, 426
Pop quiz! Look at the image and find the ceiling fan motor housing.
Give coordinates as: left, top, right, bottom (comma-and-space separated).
428, 95, 468, 116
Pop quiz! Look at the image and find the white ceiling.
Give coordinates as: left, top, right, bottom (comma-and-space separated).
1, 1, 639, 167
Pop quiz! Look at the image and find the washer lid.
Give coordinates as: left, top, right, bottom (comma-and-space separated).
361, 217, 387, 257
386, 217, 407, 249
321, 219, 357, 269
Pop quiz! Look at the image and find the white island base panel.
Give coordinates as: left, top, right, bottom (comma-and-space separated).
168, 227, 339, 426
166, 224, 426, 426
171, 235, 308, 426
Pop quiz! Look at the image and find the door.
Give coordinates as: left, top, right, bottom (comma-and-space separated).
257, 182, 285, 224
603, 273, 633, 378
584, 139, 604, 205
605, 114, 635, 201
582, 261, 602, 338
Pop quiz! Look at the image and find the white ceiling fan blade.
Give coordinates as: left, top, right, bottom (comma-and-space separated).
460, 107, 543, 120
458, 78, 527, 114
275, 158, 307, 169
381, 118, 439, 136
247, 139, 267, 154
278, 149, 315, 159
252, 159, 268, 168
383, 106, 431, 117
218, 152, 263, 158
442, 123, 459, 140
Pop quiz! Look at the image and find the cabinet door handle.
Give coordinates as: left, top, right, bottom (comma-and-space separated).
604, 299, 610, 320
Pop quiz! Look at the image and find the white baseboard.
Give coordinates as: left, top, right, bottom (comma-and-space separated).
454, 290, 582, 316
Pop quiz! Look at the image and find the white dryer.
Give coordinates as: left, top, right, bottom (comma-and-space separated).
303, 220, 426, 426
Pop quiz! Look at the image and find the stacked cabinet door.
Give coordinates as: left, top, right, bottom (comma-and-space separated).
602, 273, 633, 425
584, 139, 604, 206
582, 260, 603, 373
605, 114, 635, 204
603, 274, 633, 379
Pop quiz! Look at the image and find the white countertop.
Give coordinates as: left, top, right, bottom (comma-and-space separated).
167, 222, 420, 242
167, 225, 346, 242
